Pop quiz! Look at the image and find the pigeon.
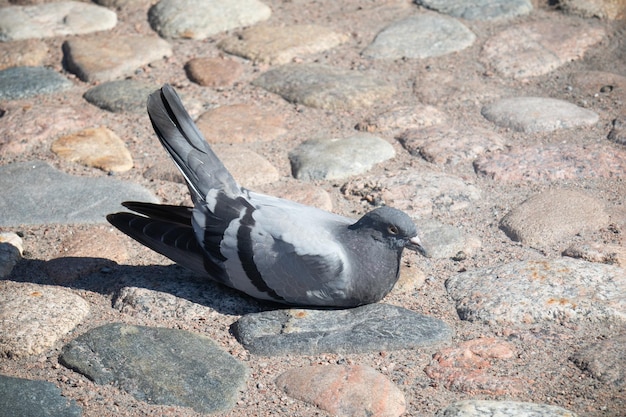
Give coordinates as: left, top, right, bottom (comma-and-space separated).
107, 84, 423, 308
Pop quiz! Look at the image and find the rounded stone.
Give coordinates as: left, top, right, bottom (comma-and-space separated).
252, 63, 396, 111
0, 1, 117, 41
62, 35, 173, 82
0, 66, 72, 100
184, 57, 243, 87
218, 24, 349, 65
276, 365, 406, 417
0, 375, 82, 417
59, 323, 248, 414
500, 189, 609, 248
289, 133, 395, 181
148, 0, 271, 39
415, 0, 532, 20
362, 13, 475, 59
83, 80, 158, 113
446, 258, 626, 324
0, 161, 157, 226
51, 127, 134, 173
0, 281, 90, 358
481, 97, 599, 133
195, 104, 287, 143
233, 303, 452, 356
480, 20, 605, 79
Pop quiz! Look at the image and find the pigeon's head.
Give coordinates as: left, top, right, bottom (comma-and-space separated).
350, 206, 423, 253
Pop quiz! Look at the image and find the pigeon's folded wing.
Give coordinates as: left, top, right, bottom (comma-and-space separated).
217, 194, 354, 305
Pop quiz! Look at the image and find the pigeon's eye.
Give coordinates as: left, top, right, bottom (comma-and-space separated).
387, 225, 399, 235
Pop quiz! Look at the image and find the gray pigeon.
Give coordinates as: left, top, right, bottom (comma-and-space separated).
107, 85, 423, 307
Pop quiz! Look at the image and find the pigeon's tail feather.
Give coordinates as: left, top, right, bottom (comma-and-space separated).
147, 84, 239, 202
121, 201, 193, 225
107, 210, 209, 276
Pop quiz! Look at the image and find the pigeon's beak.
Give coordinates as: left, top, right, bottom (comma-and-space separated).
406, 235, 425, 255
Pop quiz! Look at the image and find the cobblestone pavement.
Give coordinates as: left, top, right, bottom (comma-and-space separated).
0, 1, 625, 416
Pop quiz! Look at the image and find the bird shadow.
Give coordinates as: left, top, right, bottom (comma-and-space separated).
6, 255, 284, 317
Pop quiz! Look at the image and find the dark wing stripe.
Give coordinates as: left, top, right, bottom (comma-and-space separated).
198, 193, 249, 262
236, 205, 285, 302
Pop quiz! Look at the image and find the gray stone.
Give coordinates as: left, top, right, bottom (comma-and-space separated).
252, 63, 396, 111
83, 80, 158, 113
474, 143, 626, 181
415, 0, 532, 20
0, 66, 72, 100
570, 331, 626, 387
60, 323, 248, 414
446, 258, 626, 325
480, 20, 605, 79
481, 97, 599, 133
362, 14, 475, 59
0, 281, 90, 358
500, 189, 610, 248
436, 400, 577, 417
417, 219, 481, 259
0, 375, 82, 417
289, 133, 395, 181
0, 161, 157, 226
232, 303, 452, 356
0, 1, 116, 41
62, 35, 172, 82
148, 0, 271, 39
0, 232, 22, 278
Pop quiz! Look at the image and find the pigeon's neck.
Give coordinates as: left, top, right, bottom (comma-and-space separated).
337, 226, 404, 304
